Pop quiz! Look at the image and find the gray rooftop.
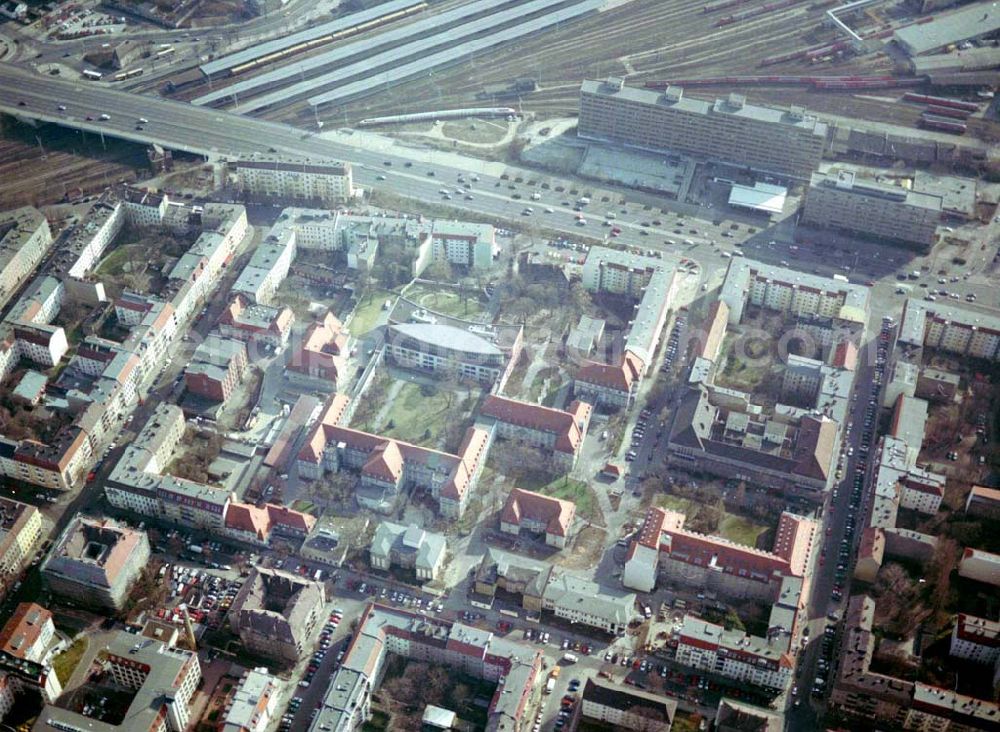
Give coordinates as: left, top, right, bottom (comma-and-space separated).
370, 521, 446, 573
810, 169, 942, 211
894, 3, 1000, 55
199, 0, 420, 76
33, 631, 197, 732
581, 78, 826, 134
389, 322, 502, 357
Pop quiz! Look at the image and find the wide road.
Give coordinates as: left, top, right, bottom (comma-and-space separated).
2, 61, 998, 310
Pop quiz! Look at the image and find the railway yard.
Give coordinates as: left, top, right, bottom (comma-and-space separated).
180, 0, 997, 138
0, 0, 997, 205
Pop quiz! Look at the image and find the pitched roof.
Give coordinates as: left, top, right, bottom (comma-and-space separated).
481, 395, 586, 454
0, 602, 52, 661
226, 502, 271, 540
500, 488, 576, 537
576, 352, 643, 393
659, 511, 794, 580
298, 393, 351, 462
791, 414, 837, 482
363, 441, 404, 483
857, 526, 885, 564
770, 512, 817, 576
266, 503, 316, 533
832, 340, 858, 371
699, 300, 730, 362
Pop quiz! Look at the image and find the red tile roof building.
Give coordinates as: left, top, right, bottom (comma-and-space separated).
287, 311, 348, 388
624, 508, 816, 606
480, 395, 591, 471
966, 485, 1000, 520
218, 294, 294, 348
224, 502, 316, 545
0, 602, 54, 663
297, 394, 489, 519
500, 488, 576, 548
574, 352, 644, 409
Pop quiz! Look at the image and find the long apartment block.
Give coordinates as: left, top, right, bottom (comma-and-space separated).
578, 78, 827, 179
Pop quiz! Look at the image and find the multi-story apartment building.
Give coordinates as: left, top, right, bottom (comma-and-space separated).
966, 485, 1000, 520
499, 488, 576, 548
287, 311, 348, 390
626, 508, 816, 604
0, 499, 42, 600
387, 323, 511, 386
668, 384, 840, 496
232, 155, 353, 206
430, 221, 496, 269
958, 548, 1000, 588
574, 353, 643, 409
950, 614, 1000, 665
41, 516, 150, 611
480, 395, 591, 471
310, 603, 542, 732
580, 246, 678, 373
0, 207, 52, 312
33, 629, 201, 732
218, 295, 294, 348
121, 187, 169, 227
0, 602, 54, 663
720, 259, 870, 327
580, 678, 676, 731
578, 78, 827, 179
297, 398, 490, 519
0, 601, 62, 706
229, 568, 325, 663
183, 334, 248, 403
675, 615, 794, 691
802, 168, 942, 249
369, 522, 447, 580
232, 228, 297, 304
898, 298, 1000, 362
221, 667, 280, 732
831, 595, 1000, 731
473, 549, 637, 634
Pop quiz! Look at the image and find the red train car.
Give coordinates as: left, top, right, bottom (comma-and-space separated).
903, 93, 979, 112
920, 114, 967, 134
924, 105, 971, 119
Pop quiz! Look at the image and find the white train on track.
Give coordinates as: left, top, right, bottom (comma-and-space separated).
357, 107, 518, 127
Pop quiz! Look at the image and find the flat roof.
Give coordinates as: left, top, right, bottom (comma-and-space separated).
811, 169, 942, 211
581, 78, 826, 135
389, 322, 502, 357
895, 3, 1000, 55
728, 182, 787, 215
199, 0, 421, 76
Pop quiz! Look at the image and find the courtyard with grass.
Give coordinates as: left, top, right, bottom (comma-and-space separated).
52, 637, 88, 685
404, 284, 486, 320
347, 288, 398, 336
370, 379, 479, 450
523, 473, 605, 528
656, 494, 770, 548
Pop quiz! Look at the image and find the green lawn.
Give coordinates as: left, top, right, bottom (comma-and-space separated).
53, 637, 88, 685
524, 475, 604, 527
656, 495, 768, 548
408, 286, 483, 320
348, 289, 396, 336
95, 246, 134, 276
717, 512, 770, 547
377, 381, 460, 446
290, 499, 316, 515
